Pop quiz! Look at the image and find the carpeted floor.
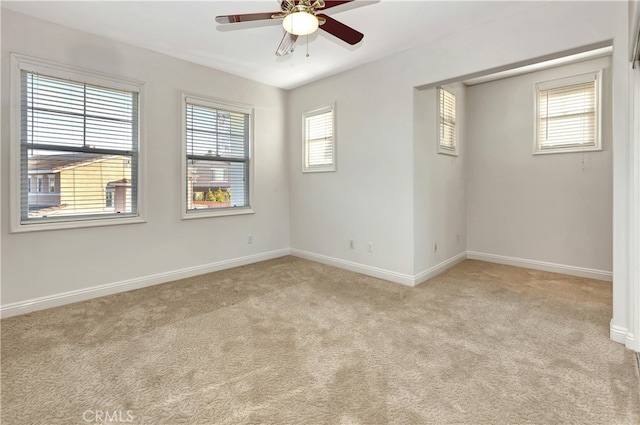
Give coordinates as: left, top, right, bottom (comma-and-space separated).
1, 257, 638, 424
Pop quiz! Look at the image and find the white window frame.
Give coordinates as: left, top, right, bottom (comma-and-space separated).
302, 104, 336, 173
181, 92, 254, 219
534, 70, 602, 155
9, 53, 146, 233
437, 86, 458, 156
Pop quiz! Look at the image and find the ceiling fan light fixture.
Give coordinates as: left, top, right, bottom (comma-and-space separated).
282, 11, 318, 36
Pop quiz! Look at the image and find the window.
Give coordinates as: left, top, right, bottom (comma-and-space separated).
303, 104, 335, 172
105, 187, 114, 208
437, 87, 457, 156
11, 54, 144, 232
183, 94, 252, 217
535, 70, 601, 154
211, 167, 226, 182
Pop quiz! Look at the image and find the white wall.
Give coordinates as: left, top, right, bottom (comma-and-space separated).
287, 74, 467, 285
466, 56, 613, 278
1, 10, 289, 312
287, 1, 632, 345
413, 84, 467, 280
629, 0, 640, 352
287, 59, 416, 282
631, 0, 640, 60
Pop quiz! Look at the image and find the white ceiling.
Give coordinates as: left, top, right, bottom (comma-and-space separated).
2, 1, 545, 90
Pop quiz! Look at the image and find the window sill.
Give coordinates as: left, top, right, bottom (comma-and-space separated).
302, 167, 336, 173
11, 215, 146, 233
437, 147, 459, 157
533, 145, 602, 155
182, 207, 255, 220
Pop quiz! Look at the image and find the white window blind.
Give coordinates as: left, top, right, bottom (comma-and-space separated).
438, 87, 457, 155
535, 71, 601, 154
21, 71, 139, 224
303, 105, 335, 172
185, 98, 250, 213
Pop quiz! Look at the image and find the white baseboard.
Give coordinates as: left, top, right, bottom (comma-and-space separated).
413, 252, 467, 286
466, 251, 613, 282
610, 323, 630, 345
1, 247, 617, 321
289, 249, 416, 286
0, 248, 290, 319
290, 249, 466, 287
625, 332, 637, 350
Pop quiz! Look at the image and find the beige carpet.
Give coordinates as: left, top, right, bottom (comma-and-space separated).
1, 257, 638, 424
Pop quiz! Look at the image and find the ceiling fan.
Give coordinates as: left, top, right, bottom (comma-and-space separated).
215, 0, 365, 56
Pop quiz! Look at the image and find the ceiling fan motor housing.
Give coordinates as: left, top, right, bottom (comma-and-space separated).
282, 0, 326, 13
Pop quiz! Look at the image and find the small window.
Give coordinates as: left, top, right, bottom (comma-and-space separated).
437, 87, 457, 156
48, 175, 56, 193
11, 54, 143, 232
105, 187, 114, 208
183, 94, 253, 217
535, 70, 601, 154
211, 168, 226, 182
303, 104, 335, 173
36, 175, 43, 193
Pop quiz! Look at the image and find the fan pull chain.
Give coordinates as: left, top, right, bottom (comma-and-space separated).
306, 35, 310, 58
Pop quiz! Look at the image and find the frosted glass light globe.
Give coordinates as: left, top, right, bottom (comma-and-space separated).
282, 11, 318, 36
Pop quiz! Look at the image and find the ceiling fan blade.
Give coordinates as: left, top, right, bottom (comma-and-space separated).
276, 31, 298, 56
317, 14, 363, 45
322, 1, 355, 9
215, 12, 281, 24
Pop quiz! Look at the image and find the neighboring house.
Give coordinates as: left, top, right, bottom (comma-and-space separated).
187, 159, 231, 209
28, 153, 132, 217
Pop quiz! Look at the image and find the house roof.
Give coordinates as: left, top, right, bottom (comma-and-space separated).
28, 153, 121, 174
106, 179, 131, 188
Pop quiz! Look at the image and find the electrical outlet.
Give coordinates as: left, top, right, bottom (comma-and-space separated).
368, 242, 374, 252
456, 234, 460, 244
349, 240, 354, 249
248, 235, 253, 244
434, 243, 438, 252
